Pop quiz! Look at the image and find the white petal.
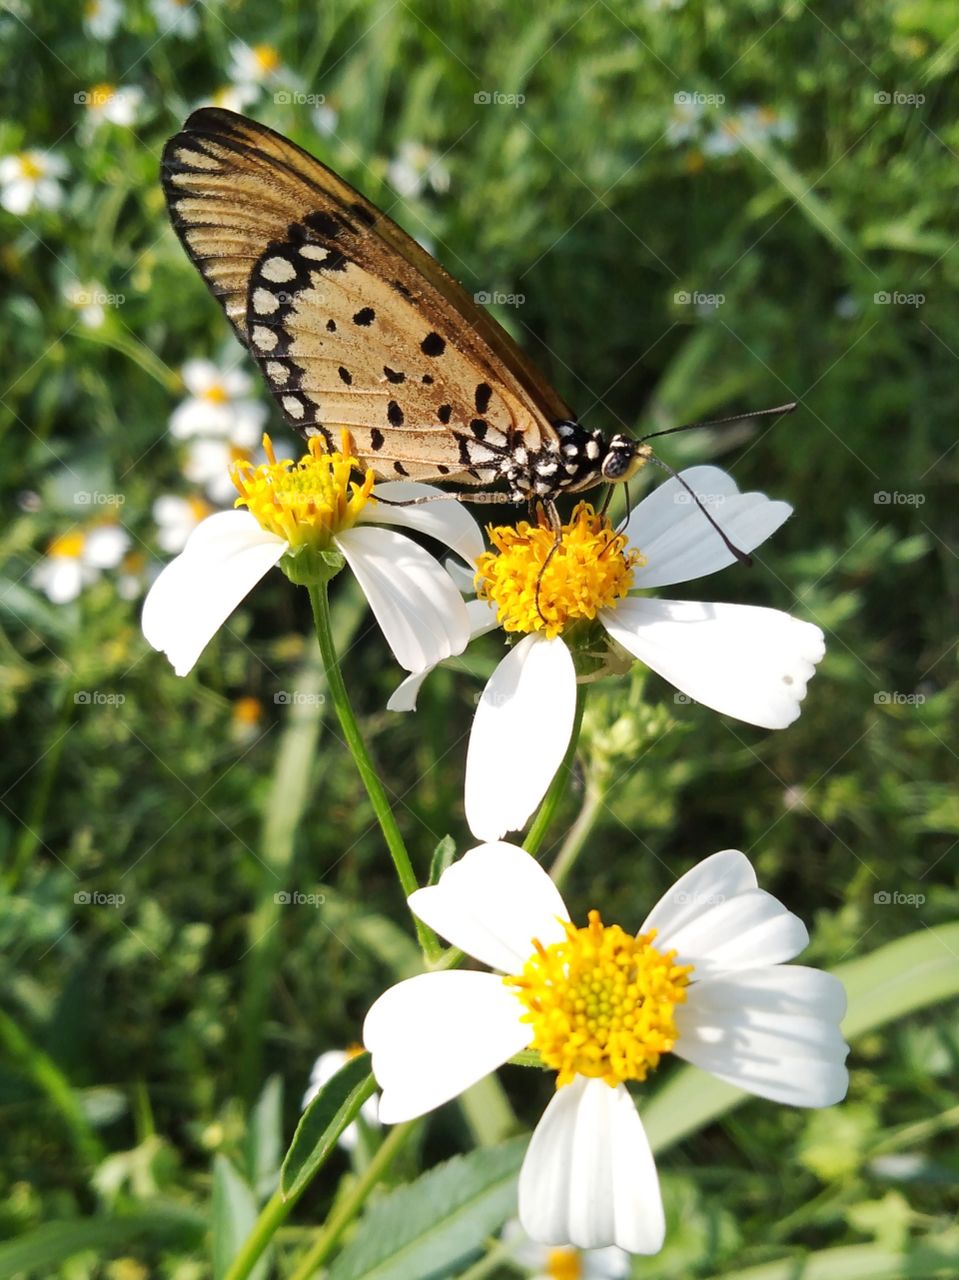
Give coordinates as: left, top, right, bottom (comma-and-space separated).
409, 841, 570, 973
465, 635, 577, 841
363, 972, 529, 1122
142, 511, 286, 676
649, 887, 809, 980
83, 525, 130, 569
2, 179, 34, 215
335, 526, 470, 672
641, 849, 757, 938
519, 1078, 665, 1254
676, 967, 850, 1106
627, 467, 791, 588
602, 598, 824, 729
180, 358, 219, 396
386, 599, 499, 712
362, 481, 486, 568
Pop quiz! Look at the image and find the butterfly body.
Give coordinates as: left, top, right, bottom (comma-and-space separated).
161, 108, 649, 514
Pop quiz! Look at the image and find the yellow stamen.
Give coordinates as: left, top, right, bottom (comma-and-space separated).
48, 531, 86, 559
505, 911, 693, 1089
474, 502, 643, 639
231, 431, 375, 552
201, 381, 229, 405
546, 1248, 583, 1280
18, 153, 44, 181
232, 696, 262, 727
253, 44, 280, 73
87, 82, 116, 109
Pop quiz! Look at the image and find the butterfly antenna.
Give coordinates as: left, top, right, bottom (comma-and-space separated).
649, 456, 753, 566
638, 401, 796, 445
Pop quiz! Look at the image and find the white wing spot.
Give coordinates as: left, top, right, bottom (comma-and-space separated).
262, 256, 296, 283
266, 361, 289, 385
253, 325, 278, 351
299, 245, 329, 261
252, 287, 280, 315
283, 396, 305, 420
585, 440, 600, 460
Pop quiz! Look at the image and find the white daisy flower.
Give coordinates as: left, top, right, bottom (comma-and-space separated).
182, 438, 254, 505
149, 0, 200, 38
386, 142, 450, 200
81, 84, 144, 130
502, 1218, 630, 1278
389, 466, 825, 842
302, 1048, 381, 1150
169, 358, 268, 445
32, 523, 131, 604
153, 494, 215, 554
703, 106, 796, 157
142, 433, 482, 677
64, 281, 110, 329
200, 84, 260, 115
83, 0, 123, 38
313, 103, 339, 137
0, 150, 67, 216
364, 843, 849, 1254
228, 41, 284, 89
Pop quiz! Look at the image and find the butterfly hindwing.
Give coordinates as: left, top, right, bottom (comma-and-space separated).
161, 108, 573, 484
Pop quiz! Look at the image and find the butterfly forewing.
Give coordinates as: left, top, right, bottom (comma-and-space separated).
161, 108, 573, 484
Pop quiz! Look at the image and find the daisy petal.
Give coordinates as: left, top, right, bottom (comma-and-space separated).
363, 971, 529, 1123
409, 842, 570, 973
651, 887, 809, 979
465, 635, 577, 841
142, 511, 286, 676
363, 481, 486, 567
676, 967, 850, 1106
387, 599, 499, 712
627, 466, 791, 588
519, 1078, 665, 1253
335, 526, 471, 673
641, 849, 757, 938
601, 598, 824, 729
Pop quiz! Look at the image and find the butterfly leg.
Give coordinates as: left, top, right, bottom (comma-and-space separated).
534, 499, 564, 626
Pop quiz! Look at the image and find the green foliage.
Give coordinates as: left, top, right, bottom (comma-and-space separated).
1, 0, 958, 1276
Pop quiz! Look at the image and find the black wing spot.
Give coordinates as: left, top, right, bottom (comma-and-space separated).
422, 374, 434, 385
394, 461, 409, 476
338, 366, 352, 386
353, 307, 375, 326
437, 465, 451, 475
421, 331, 446, 357
383, 366, 406, 384
437, 404, 452, 424
305, 209, 340, 238
387, 400, 405, 426
351, 202, 377, 228
320, 249, 348, 272
391, 279, 412, 298
474, 383, 493, 414
369, 428, 384, 451
326, 319, 337, 332
470, 419, 489, 440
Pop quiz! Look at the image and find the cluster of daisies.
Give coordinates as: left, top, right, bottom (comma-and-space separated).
141, 429, 848, 1255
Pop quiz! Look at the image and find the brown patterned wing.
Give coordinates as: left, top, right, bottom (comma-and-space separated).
161, 108, 573, 483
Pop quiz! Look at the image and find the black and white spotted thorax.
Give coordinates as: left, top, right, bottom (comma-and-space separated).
494, 421, 652, 504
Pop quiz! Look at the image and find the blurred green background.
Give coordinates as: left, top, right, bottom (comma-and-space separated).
2, 0, 958, 1276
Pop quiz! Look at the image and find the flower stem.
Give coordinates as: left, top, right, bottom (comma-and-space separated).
522, 684, 587, 859
308, 582, 439, 961
549, 771, 608, 891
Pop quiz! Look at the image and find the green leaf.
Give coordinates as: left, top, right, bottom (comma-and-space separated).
213, 1155, 269, 1280
429, 835, 457, 885
246, 1074, 283, 1199
644, 924, 959, 1155
0, 1208, 204, 1278
701, 1230, 959, 1279
327, 1138, 527, 1280
281, 1052, 375, 1200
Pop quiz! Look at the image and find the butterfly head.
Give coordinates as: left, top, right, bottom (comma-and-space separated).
601, 433, 652, 485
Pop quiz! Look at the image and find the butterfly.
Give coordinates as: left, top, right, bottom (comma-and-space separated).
161, 108, 792, 549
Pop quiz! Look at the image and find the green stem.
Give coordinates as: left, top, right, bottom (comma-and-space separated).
222, 1188, 292, 1280
307, 582, 440, 961
522, 684, 587, 859
549, 772, 609, 891
286, 1122, 417, 1280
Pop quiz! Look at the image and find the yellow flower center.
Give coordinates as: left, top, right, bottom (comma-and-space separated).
48, 531, 86, 559
253, 44, 280, 73
505, 911, 693, 1089
232, 696, 262, 727
88, 82, 116, 109
546, 1248, 583, 1280
187, 495, 214, 522
231, 432, 374, 552
474, 502, 643, 639
18, 153, 44, 180
201, 381, 230, 405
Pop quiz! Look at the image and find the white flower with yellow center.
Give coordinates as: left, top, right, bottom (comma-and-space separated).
390, 467, 825, 841
386, 142, 451, 200
142, 434, 481, 677
228, 41, 284, 89
302, 1048, 381, 1150
83, 0, 122, 39
170, 358, 267, 445
364, 844, 849, 1254
153, 494, 214, 554
149, 0, 200, 38
31, 523, 131, 604
82, 83, 144, 129
0, 150, 67, 216
502, 1219, 629, 1280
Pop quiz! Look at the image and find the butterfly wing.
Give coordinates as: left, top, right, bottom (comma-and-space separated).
161, 108, 573, 483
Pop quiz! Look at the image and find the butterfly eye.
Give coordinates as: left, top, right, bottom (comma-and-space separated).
601, 440, 645, 483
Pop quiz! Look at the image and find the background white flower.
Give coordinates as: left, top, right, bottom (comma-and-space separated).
153, 494, 214, 554
150, 0, 200, 39
32, 524, 131, 604
502, 1218, 630, 1278
0, 150, 67, 215
82, 0, 122, 39
387, 142, 450, 199
83, 84, 144, 129
364, 844, 849, 1254
302, 1049, 381, 1151
169, 359, 267, 444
